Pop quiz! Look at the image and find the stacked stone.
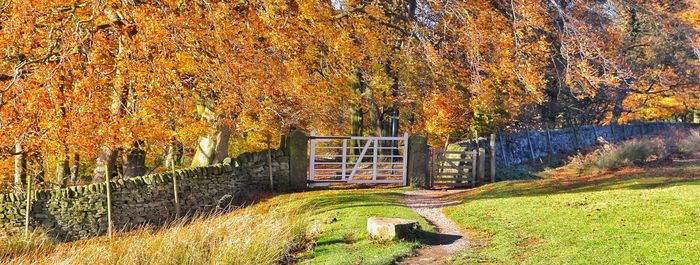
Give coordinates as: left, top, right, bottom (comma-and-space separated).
449, 122, 699, 166
0, 147, 293, 241
232, 149, 290, 191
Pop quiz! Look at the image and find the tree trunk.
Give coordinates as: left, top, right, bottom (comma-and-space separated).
13, 142, 26, 190
165, 137, 184, 168
93, 148, 117, 183
55, 156, 69, 188
94, 34, 128, 183
610, 88, 628, 125
351, 107, 364, 156
70, 153, 80, 184
122, 142, 146, 178
191, 124, 230, 167
34, 153, 45, 183
387, 107, 400, 156
383, 59, 401, 155
214, 125, 230, 164
192, 136, 216, 167
351, 71, 366, 156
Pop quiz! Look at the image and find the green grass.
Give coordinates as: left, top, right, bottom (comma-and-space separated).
2, 187, 429, 265
296, 188, 433, 265
445, 159, 700, 264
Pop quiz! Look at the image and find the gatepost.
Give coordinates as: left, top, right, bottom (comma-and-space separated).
286, 129, 308, 191
407, 133, 430, 188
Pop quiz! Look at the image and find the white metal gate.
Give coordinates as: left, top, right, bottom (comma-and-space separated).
308, 132, 409, 186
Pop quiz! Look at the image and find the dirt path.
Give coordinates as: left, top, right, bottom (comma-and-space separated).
399, 189, 471, 265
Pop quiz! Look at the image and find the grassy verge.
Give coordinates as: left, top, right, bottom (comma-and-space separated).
296, 188, 433, 265
444, 159, 700, 264
2, 187, 429, 265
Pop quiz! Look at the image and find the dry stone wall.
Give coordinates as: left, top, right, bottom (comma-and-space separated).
0, 148, 291, 241
449, 122, 700, 166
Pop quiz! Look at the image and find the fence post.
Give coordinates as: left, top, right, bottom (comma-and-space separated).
171, 162, 180, 218
308, 131, 315, 183
489, 133, 496, 183
498, 129, 509, 165
571, 125, 580, 149
407, 133, 430, 188
525, 126, 535, 161
266, 134, 274, 191
610, 123, 615, 141
23, 174, 31, 238
477, 148, 485, 185
592, 125, 599, 141
287, 129, 308, 191
104, 164, 113, 238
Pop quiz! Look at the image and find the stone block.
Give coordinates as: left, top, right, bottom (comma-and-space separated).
286, 129, 308, 191
366, 217, 419, 241
407, 133, 430, 188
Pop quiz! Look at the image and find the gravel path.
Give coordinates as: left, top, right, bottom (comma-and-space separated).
398, 189, 471, 265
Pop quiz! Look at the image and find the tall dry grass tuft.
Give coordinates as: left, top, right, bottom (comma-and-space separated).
676, 130, 700, 156
7, 201, 310, 265
568, 129, 700, 172
0, 229, 56, 260
593, 138, 667, 170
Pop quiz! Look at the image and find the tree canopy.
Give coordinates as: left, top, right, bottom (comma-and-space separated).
0, 0, 697, 187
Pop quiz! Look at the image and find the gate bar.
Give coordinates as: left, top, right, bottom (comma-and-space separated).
309, 131, 316, 181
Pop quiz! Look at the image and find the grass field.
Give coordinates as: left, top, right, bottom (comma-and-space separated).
1, 187, 429, 264
445, 159, 700, 264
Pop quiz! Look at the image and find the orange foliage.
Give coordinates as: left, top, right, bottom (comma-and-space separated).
0, 0, 696, 182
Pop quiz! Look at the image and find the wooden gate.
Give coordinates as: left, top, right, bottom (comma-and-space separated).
308, 132, 408, 186
430, 150, 477, 187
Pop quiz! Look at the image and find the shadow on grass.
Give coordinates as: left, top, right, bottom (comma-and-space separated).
417, 230, 462, 246
249, 189, 408, 217
461, 159, 700, 201
300, 192, 406, 214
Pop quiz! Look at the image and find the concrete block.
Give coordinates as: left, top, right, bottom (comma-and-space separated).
367, 217, 419, 241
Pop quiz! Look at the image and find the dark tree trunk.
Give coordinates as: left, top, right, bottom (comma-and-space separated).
70, 153, 80, 184
610, 88, 628, 125
55, 156, 69, 188
30, 152, 45, 184
351, 107, 364, 155
351, 71, 366, 156
165, 137, 184, 168
123, 141, 146, 178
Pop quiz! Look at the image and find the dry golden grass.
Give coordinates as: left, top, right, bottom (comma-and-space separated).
0, 229, 56, 260
4, 199, 309, 265
568, 129, 700, 173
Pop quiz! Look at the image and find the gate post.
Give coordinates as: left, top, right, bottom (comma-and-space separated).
476, 148, 486, 186
287, 129, 308, 191
407, 133, 430, 188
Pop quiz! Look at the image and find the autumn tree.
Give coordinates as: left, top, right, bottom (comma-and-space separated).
0, 0, 697, 189
544, 0, 699, 125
